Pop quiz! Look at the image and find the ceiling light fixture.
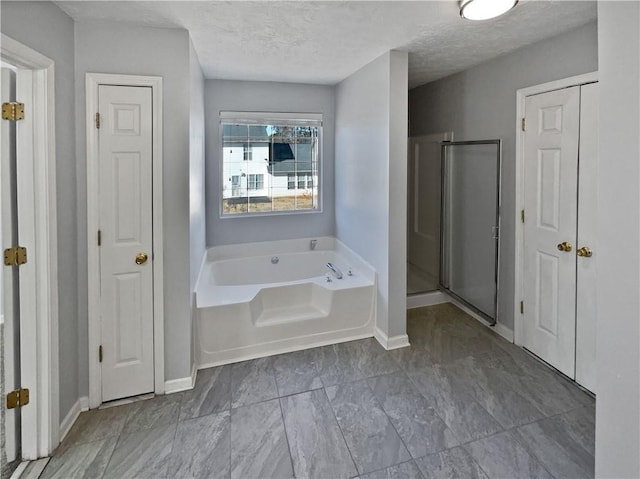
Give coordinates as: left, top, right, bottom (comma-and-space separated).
460, 0, 518, 21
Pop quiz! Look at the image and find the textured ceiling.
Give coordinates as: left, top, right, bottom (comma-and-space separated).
55, 0, 597, 88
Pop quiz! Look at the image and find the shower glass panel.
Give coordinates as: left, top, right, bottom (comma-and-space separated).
440, 140, 501, 323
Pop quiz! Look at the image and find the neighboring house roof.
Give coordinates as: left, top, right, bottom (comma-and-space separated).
222, 124, 315, 175
269, 142, 313, 175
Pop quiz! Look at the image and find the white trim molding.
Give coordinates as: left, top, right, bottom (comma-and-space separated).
1, 34, 59, 459
374, 327, 410, 350
165, 365, 197, 394
59, 397, 89, 443
407, 291, 449, 309
86, 73, 164, 408
514, 71, 598, 347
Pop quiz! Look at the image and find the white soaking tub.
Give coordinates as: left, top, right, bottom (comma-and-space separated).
195, 237, 376, 367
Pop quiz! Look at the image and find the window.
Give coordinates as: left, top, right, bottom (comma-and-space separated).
243, 144, 252, 161
287, 173, 312, 190
247, 174, 263, 190
220, 112, 322, 216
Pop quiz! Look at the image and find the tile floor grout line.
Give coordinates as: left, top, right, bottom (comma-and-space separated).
321, 385, 360, 477
361, 378, 419, 467
269, 356, 296, 478
359, 458, 423, 479
276, 397, 296, 479
403, 366, 505, 446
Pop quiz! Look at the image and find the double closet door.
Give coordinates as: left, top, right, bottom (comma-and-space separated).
521, 82, 598, 393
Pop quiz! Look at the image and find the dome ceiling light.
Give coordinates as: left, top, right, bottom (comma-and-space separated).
460, 0, 519, 21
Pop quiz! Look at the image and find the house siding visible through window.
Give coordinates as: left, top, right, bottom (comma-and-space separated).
220, 112, 322, 216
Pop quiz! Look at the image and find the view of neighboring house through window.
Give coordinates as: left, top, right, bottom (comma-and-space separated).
220, 112, 321, 215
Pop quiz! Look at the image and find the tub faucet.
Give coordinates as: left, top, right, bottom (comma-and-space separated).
310, 239, 317, 251
326, 262, 343, 279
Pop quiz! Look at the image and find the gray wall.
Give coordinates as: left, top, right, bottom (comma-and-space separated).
204, 80, 335, 246
335, 51, 408, 339
409, 21, 598, 331
74, 21, 193, 383
189, 39, 205, 369
595, 3, 640, 476
1, 1, 78, 421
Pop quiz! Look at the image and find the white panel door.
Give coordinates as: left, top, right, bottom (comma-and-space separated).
575, 83, 599, 392
522, 86, 580, 377
98, 85, 154, 402
1, 66, 20, 463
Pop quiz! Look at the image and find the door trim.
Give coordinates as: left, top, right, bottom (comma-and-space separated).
1, 34, 59, 459
514, 71, 598, 347
86, 73, 164, 408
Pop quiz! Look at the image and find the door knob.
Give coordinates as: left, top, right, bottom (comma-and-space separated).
557, 242, 573, 252
577, 246, 593, 258
135, 252, 148, 265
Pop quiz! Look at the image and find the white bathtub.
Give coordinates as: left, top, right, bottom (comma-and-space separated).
195, 237, 376, 367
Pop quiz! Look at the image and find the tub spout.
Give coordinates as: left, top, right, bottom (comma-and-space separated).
326, 262, 343, 279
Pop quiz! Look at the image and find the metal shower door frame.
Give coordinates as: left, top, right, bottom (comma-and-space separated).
439, 139, 502, 325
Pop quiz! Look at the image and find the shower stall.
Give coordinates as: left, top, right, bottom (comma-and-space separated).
407, 137, 501, 323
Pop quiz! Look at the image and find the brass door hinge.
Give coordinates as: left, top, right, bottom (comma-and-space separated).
520, 301, 524, 314
4, 246, 27, 266
521, 210, 525, 223
6, 388, 29, 409
99, 345, 103, 363
2, 102, 24, 121
95, 112, 101, 129
521, 117, 526, 131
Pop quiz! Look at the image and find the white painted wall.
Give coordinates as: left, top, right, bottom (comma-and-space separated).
75, 21, 193, 383
0, 0, 78, 421
205, 79, 335, 246
335, 50, 408, 340
189, 39, 206, 370
409, 21, 598, 332
595, 3, 640, 477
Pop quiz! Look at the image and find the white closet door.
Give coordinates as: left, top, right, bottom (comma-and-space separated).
522, 86, 580, 378
99, 85, 154, 401
575, 82, 599, 393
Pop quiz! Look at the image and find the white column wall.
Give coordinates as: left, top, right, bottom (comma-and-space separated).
595, 3, 640, 477
335, 50, 408, 345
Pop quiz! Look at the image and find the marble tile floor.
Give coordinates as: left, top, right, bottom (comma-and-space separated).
40, 303, 595, 479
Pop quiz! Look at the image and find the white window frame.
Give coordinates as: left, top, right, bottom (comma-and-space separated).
219, 111, 323, 218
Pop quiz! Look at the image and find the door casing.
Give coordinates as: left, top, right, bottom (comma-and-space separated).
86, 73, 164, 408
1, 34, 59, 459
514, 71, 598, 354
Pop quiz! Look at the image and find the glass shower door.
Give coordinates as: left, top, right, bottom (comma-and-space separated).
440, 140, 501, 323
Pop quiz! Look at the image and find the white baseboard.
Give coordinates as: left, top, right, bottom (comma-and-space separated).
59, 396, 89, 442
407, 291, 448, 309
374, 327, 410, 350
493, 322, 514, 342
165, 363, 197, 394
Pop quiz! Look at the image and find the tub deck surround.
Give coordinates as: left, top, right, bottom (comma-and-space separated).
195, 237, 377, 368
